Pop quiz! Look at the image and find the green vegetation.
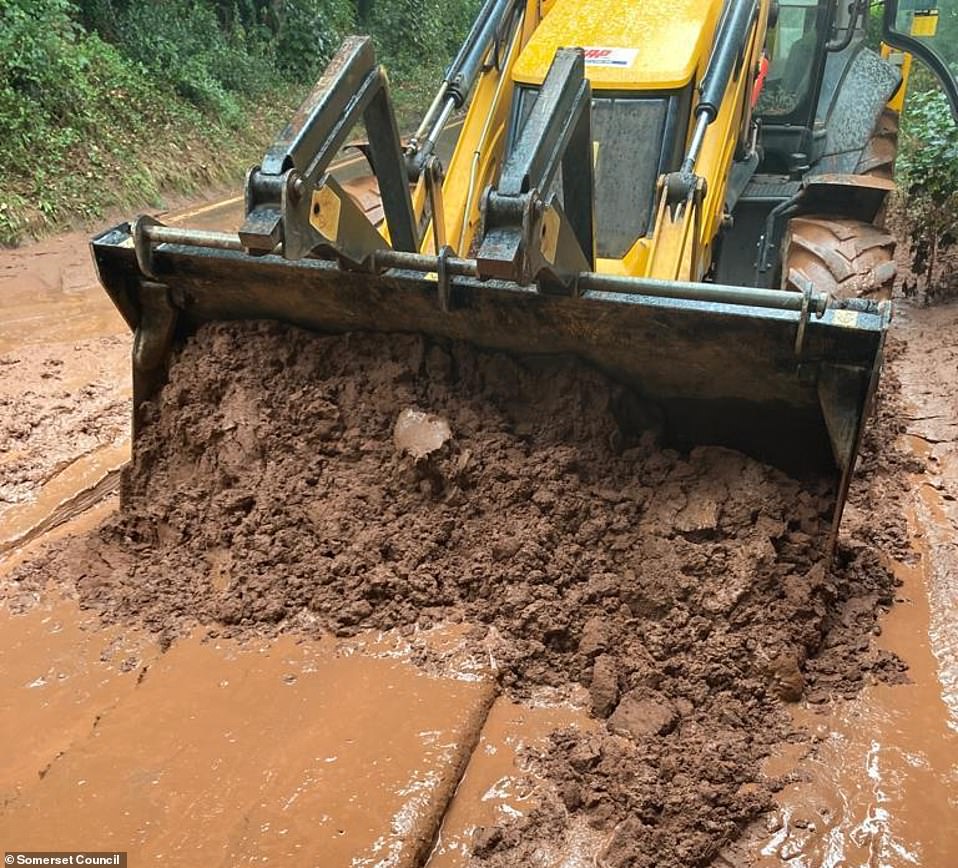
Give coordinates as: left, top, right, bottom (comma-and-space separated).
0, 0, 478, 244
897, 86, 958, 297
873, 0, 958, 296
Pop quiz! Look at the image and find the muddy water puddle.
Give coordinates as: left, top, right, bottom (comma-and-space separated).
0, 595, 156, 802
907, 437, 958, 729
0, 231, 122, 354
1, 598, 466, 863
0, 592, 597, 867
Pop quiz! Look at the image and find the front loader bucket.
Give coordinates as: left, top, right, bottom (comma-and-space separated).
91, 36, 890, 545
91, 219, 889, 543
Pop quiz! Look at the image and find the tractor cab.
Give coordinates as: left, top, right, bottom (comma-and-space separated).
756, 0, 958, 176
716, 0, 958, 288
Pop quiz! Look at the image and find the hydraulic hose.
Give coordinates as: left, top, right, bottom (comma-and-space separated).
678, 0, 758, 179
408, 0, 520, 178
413, 0, 518, 140
698, 0, 759, 121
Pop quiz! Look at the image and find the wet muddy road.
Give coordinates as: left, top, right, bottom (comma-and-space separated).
722, 302, 958, 867
0, 188, 601, 866
1, 206, 956, 866
0, 190, 255, 554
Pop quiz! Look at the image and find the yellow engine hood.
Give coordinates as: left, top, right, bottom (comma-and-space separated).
513, 0, 724, 91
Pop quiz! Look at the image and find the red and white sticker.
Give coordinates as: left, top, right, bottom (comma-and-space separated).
582, 47, 639, 67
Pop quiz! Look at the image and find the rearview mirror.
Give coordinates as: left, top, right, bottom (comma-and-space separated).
883, 0, 958, 121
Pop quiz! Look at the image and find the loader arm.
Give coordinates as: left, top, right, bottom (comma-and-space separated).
646, 0, 770, 282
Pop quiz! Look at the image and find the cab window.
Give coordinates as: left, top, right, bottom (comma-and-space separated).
757, 0, 827, 118
510, 87, 672, 259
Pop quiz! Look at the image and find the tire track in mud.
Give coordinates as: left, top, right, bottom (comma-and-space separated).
0, 448, 125, 554
895, 302, 958, 726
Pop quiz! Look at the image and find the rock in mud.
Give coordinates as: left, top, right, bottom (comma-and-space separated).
769, 652, 806, 702
578, 615, 609, 657
589, 654, 619, 717
607, 691, 678, 738
393, 407, 452, 458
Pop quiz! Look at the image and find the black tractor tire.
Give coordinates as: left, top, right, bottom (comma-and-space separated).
781, 215, 897, 300
855, 106, 899, 181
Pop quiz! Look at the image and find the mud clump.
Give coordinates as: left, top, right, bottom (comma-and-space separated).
12, 320, 900, 866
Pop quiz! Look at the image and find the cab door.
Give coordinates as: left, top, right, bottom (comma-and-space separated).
883, 0, 958, 117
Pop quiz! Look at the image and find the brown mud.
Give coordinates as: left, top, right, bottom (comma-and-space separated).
0, 230, 130, 540
726, 306, 958, 866
8, 320, 906, 866
0, 191, 250, 551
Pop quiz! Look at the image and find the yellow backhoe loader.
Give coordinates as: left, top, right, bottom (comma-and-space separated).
92, 0, 958, 540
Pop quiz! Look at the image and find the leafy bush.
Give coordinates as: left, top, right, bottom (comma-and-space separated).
272, 0, 354, 82
1, 0, 96, 164
0, 0, 294, 242
897, 87, 958, 296
0, 0, 161, 233
117, 4, 241, 119
0, 0, 480, 243
365, 0, 481, 78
